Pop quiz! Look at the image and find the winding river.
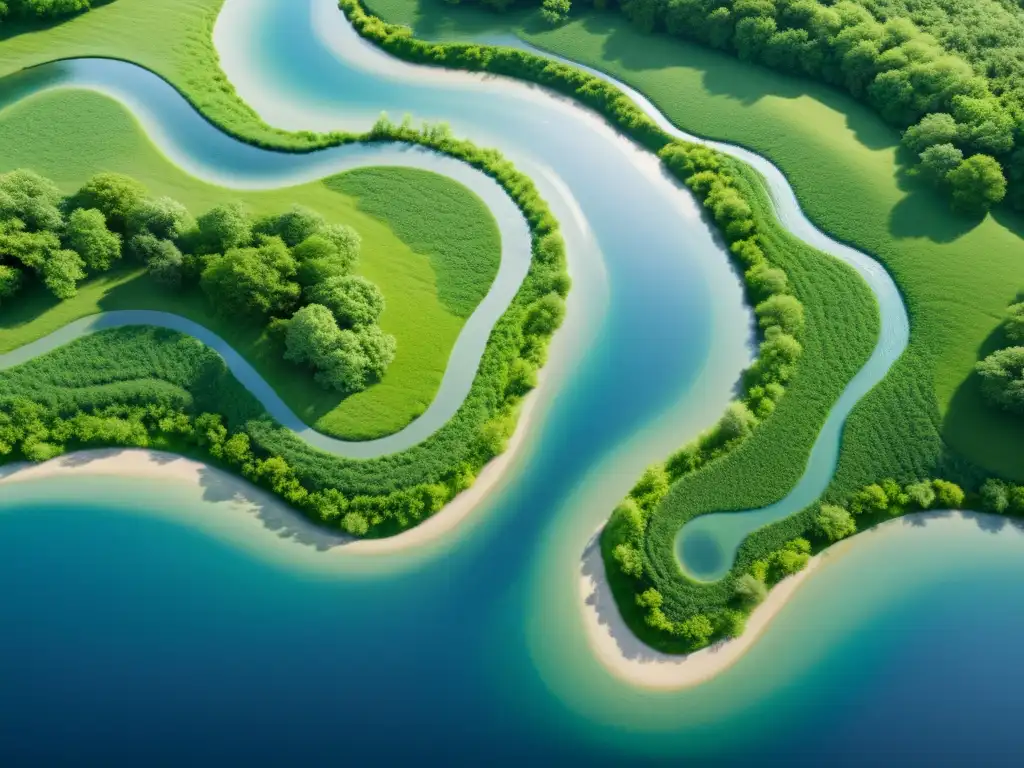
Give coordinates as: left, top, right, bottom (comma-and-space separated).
3, 0, 1017, 763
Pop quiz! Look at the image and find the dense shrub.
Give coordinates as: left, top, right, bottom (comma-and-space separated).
976, 346, 1024, 415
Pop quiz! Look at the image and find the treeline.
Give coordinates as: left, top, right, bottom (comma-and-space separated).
457, 0, 1024, 214
615, 469, 1024, 649
0, 113, 570, 539
975, 292, 1024, 416
0, 0, 93, 22
0, 168, 397, 395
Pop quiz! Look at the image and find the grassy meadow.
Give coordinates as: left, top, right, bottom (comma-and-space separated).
0, 88, 501, 440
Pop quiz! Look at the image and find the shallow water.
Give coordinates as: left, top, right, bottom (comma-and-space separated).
0, 0, 1018, 762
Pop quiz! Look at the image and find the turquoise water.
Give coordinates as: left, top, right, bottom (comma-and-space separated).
0, 0, 1021, 762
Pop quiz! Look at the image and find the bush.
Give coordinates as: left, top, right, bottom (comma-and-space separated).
946, 154, 1007, 215
307, 275, 385, 328
932, 479, 966, 509
201, 237, 300, 319
815, 504, 856, 542
733, 573, 767, 605
1005, 302, 1024, 344
65, 208, 121, 272
976, 347, 1024, 415
980, 478, 1010, 514
69, 172, 147, 232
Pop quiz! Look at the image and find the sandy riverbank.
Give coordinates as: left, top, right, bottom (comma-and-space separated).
0, 386, 543, 557
578, 519, 909, 690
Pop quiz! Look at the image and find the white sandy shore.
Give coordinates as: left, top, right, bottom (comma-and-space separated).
579, 522, 879, 690
0, 386, 542, 557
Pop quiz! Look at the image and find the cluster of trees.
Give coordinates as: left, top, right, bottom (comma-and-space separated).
976, 294, 1024, 415
447, 0, 1024, 213
0, 167, 396, 395
0, 0, 92, 22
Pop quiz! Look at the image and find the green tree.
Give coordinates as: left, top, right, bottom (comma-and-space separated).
0, 264, 22, 304
255, 204, 325, 246
755, 293, 805, 335
677, 614, 714, 648
946, 154, 1007, 215
918, 143, 963, 183
1005, 302, 1024, 344
815, 504, 856, 541
980, 478, 1010, 514
733, 573, 768, 605
195, 202, 252, 253
976, 347, 1024, 415
540, 0, 571, 25
70, 172, 147, 232
65, 208, 121, 271
902, 112, 959, 153
905, 480, 936, 509
127, 196, 196, 242
307, 275, 385, 328
0, 168, 63, 232
200, 237, 300, 318
524, 292, 566, 336
933, 479, 966, 508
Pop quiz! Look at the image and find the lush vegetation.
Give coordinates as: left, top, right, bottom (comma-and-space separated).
0, 90, 568, 541
0, 163, 400, 392
447, 0, 1024, 214
0, 0, 93, 24
976, 292, 1024, 416
0, 88, 502, 440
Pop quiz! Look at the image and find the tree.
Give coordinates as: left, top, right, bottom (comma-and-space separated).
755, 294, 805, 335
746, 262, 788, 298
0, 168, 63, 232
717, 401, 758, 443
932, 479, 966, 509
1005, 302, 1024, 344
946, 154, 1007, 215
850, 483, 888, 514
677, 614, 714, 648
127, 196, 196, 242
0, 265, 22, 304
196, 202, 252, 253
318, 223, 361, 271
524, 292, 566, 336
902, 112, 959, 153
355, 324, 397, 379
918, 143, 963, 183
540, 0, 570, 25
980, 478, 1010, 514
905, 480, 936, 509
307, 275, 385, 328
146, 240, 186, 289
255, 204, 325, 246
976, 347, 1024, 415
315, 330, 374, 392
200, 237, 300, 318
816, 504, 856, 541
0, 221, 84, 298
733, 573, 768, 605
65, 208, 121, 271
284, 304, 341, 367
70, 172, 147, 231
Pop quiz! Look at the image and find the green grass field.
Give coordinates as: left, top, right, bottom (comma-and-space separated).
0, 87, 500, 440
366, 0, 1024, 481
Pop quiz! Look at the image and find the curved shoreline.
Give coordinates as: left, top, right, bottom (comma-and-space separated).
0, 376, 545, 556
579, 510, 976, 689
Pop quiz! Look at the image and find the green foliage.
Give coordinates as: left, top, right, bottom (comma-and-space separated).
65, 208, 121, 272
200, 236, 300, 319
815, 503, 856, 541
255, 204, 325, 247
945, 154, 1007, 214
932, 478, 965, 508
732, 572, 767, 605
69, 172, 147, 232
307, 275, 386, 328
918, 143, 963, 183
0, 168, 63, 231
976, 347, 1024, 415
541, 0, 571, 25
127, 195, 196, 243
980, 478, 1010, 514
1006, 302, 1024, 344
195, 202, 253, 254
